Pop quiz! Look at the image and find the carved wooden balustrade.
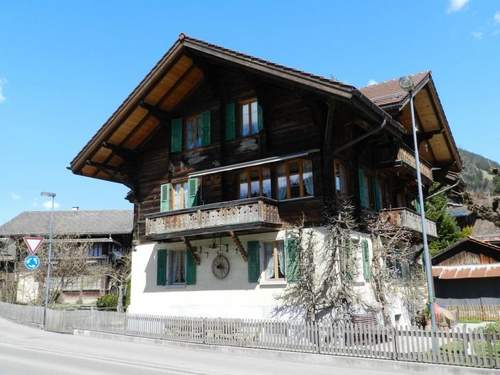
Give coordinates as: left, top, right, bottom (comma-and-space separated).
396, 147, 433, 181
145, 197, 282, 238
380, 207, 438, 238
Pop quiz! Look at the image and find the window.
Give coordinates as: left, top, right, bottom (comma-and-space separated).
168, 250, 186, 285
240, 99, 260, 137
160, 178, 199, 212
172, 181, 190, 210
277, 159, 314, 200
334, 159, 348, 195
239, 167, 271, 199
88, 243, 102, 257
262, 241, 285, 280
185, 114, 203, 150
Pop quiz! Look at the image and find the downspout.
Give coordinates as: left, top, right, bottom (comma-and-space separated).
334, 117, 388, 156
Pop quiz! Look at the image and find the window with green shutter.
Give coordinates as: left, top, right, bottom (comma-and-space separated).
187, 177, 199, 208
362, 240, 371, 282
160, 183, 171, 212
358, 168, 369, 209
171, 118, 183, 153
156, 249, 168, 286
247, 241, 261, 283
186, 250, 197, 285
225, 102, 236, 141
285, 234, 299, 282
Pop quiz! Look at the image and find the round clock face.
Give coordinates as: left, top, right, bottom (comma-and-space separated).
212, 254, 230, 280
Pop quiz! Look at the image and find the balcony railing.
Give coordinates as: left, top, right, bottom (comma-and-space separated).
145, 197, 282, 238
380, 207, 437, 237
396, 147, 433, 181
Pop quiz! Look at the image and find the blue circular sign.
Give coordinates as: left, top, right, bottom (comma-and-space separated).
24, 255, 40, 271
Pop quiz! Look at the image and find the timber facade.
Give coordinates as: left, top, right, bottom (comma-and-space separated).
70, 34, 461, 320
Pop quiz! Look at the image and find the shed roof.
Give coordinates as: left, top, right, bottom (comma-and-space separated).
431, 237, 500, 265
0, 210, 133, 237
432, 264, 500, 279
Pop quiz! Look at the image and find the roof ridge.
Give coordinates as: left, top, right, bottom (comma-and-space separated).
361, 70, 431, 89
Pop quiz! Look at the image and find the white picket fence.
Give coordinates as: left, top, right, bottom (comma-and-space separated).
1, 302, 498, 369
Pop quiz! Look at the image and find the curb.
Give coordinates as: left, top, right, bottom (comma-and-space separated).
73, 329, 495, 374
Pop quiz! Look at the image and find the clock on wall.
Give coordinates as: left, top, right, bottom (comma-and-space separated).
212, 254, 230, 280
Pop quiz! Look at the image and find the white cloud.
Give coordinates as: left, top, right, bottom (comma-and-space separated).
367, 79, 378, 86
494, 11, 500, 24
471, 31, 483, 40
0, 78, 5, 104
447, 0, 469, 13
10, 192, 21, 201
42, 200, 60, 209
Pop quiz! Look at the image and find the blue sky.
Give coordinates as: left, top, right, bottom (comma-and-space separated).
0, 0, 499, 224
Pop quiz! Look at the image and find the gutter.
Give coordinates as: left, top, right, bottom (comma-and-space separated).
425, 179, 461, 201
334, 118, 387, 156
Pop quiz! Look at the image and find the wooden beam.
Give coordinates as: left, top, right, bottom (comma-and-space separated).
157, 63, 198, 109
101, 142, 138, 160
322, 99, 336, 200
229, 231, 247, 262
183, 237, 201, 265
139, 101, 171, 122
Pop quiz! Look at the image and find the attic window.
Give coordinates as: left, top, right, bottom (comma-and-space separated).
239, 99, 260, 137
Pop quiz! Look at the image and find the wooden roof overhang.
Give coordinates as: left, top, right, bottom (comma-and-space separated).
432, 237, 500, 266
70, 34, 404, 185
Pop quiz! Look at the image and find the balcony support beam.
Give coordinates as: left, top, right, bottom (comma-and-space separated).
183, 237, 201, 265
229, 231, 247, 262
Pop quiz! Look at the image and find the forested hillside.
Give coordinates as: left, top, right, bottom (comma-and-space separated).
459, 148, 500, 194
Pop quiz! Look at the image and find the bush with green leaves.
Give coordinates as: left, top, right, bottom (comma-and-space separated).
96, 294, 118, 309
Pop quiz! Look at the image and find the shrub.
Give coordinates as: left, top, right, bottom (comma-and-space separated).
96, 294, 118, 309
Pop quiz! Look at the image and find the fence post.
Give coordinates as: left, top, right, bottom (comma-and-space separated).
392, 326, 398, 361
315, 322, 321, 354
202, 318, 206, 344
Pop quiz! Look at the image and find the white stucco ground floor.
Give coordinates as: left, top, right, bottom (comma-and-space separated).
129, 227, 415, 325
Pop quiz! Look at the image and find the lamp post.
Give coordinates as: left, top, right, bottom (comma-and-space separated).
399, 77, 438, 345
41, 191, 56, 330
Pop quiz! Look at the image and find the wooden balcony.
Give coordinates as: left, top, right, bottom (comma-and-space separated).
380, 208, 438, 238
145, 197, 282, 240
395, 147, 433, 181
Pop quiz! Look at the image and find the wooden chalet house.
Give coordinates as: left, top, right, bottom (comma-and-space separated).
70, 34, 461, 321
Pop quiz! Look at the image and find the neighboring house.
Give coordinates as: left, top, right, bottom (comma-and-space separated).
432, 237, 500, 306
0, 209, 133, 304
70, 34, 461, 323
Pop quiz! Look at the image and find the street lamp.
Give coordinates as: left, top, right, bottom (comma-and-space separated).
41, 191, 56, 330
399, 76, 438, 341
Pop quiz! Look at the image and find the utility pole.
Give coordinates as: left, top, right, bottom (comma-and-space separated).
41, 191, 56, 330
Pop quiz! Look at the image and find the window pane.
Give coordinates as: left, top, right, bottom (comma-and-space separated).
303, 160, 313, 196
262, 167, 271, 197
183, 182, 189, 208
289, 161, 301, 198
250, 169, 260, 197
173, 183, 181, 210
277, 241, 285, 278
242, 104, 250, 136
186, 119, 194, 149
195, 115, 203, 148
277, 164, 287, 200
250, 101, 258, 134
239, 173, 248, 199
169, 251, 185, 284
264, 243, 274, 279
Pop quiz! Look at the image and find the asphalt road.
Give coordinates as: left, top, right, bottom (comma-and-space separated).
0, 317, 456, 375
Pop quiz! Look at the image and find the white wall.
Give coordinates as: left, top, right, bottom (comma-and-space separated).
129, 227, 411, 324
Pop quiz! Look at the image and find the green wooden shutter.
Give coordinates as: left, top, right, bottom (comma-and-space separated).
358, 169, 369, 209
186, 251, 197, 285
171, 118, 183, 153
201, 111, 211, 146
257, 102, 264, 132
225, 103, 236, 141
156, 249, 167, 286
362, 240, 371, 282
160, 183, 171, 212
187, 177, 199, 208
285, 234, 299, 282
374, 179, 382, 211
413, 199, 421, 214
247, 241, 260, 283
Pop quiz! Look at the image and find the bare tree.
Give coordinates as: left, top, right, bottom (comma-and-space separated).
101, 252, 131, 312
364, 214, 426, 326
276, 200, 359, 322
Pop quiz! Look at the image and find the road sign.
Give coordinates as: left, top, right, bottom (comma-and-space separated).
23, 236, 44, 254
24, 255, 40, 271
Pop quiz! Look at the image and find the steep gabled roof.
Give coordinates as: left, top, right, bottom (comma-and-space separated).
69, 33, 400, 184
0, 210, 133, 237
361, 72, 461, 172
